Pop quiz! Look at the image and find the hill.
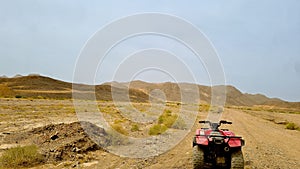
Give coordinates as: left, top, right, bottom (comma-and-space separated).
0, 75, 149, 102
0, 75, 299, 108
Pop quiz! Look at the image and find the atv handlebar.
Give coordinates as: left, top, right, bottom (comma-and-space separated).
199, 120, 210, 124
199, 120, 232, 130
199, 120, 232, 124
220, 120, 232, 124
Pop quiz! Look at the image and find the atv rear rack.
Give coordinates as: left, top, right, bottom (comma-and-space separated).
194, 135, 245, 146
195, 135, 242, 139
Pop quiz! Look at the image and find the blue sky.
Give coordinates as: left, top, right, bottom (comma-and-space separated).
0, 0, 299, 101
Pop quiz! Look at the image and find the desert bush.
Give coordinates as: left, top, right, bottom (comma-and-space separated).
288, 111, 300, 114
0, 145, 44, 168
149, 124, 168, 135
165, 109, 172, 115
285, 122, 298, 130
199, 104, 210, 111
131, 124, 139, 132
114, 119, 125, 124
158, 110, 177, 128
163, 115, 177, 128
111, 123, 128, 135
158, 116, 164, 124
36, 95, 45, 99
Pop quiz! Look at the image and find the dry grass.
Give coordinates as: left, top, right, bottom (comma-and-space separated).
199, 104, 210, 112
0, 84, 15, 98
111, 123, 128, 135
158, 109, 177, 128
149, 124, 168, 135
149, 109, 186, 135
130, 124, 140, 132
0, 145, 44, 168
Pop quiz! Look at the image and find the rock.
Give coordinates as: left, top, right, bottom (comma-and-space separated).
72, 147, 81, 152
275, 121, 287, 125
82, 161, 99, 167
72, 162, 79, 168
54, 151, 62, 160
77, 154, 84, 159
76, 147, 81, 152
50, 134, 59, 140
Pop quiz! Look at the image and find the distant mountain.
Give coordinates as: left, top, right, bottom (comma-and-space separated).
0, 75, 149, 102
0, 75, 299, 109
13, 74, 23, 78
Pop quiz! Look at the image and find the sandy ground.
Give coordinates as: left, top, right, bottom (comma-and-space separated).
0, 99, 299, 168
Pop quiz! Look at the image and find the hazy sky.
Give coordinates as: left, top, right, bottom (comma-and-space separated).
0, 0, 299, 101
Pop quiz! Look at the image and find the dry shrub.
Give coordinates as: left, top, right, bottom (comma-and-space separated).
131, 124, 139, 132
285, 122, 298, 130
0, 145, 44, 168
149, 124, 168, 135
111, 123, 128, 135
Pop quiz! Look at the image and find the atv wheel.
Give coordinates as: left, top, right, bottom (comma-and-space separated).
231, 150, 244, 169
193, 145, 205, 169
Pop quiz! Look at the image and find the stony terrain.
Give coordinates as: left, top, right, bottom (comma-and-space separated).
0, 98, 299, 168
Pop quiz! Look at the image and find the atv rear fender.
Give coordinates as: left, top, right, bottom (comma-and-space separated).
194, 135, 244, 147
194, 129, 245, 147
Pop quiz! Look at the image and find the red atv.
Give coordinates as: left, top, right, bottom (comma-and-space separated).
193, 120, 245, 169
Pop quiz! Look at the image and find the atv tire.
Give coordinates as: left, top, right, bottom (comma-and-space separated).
193, 145, 205, 169
231, 150, 244, 169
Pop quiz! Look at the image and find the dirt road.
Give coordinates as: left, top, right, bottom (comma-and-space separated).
223, 109, 299, 169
